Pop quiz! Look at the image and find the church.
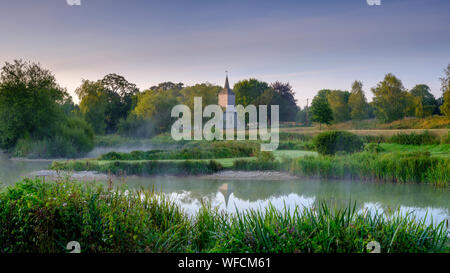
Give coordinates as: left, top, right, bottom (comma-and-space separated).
218, 74, 238, 129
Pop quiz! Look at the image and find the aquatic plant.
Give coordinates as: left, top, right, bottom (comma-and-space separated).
0, 179, 448, 253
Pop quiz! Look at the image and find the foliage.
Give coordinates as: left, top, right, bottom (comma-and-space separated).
440, 64, 450, 117
348, 81, 369, 120
0, 60, 69, 149
327, 90, 351, 123
364, 143, 385, 153
310, 93, 333, 128
132, 89, 179, 134
98, 142, 257, 160
51, 159, 223, 176
233, 78, 269, 106
1, 179, 448, 253
290, 151, 449, 186
270, 81, 299, 121
371, 73, 410, 122
13, 116, 94, 158
313, 131, 363, 155
390, 131, 439, 145
76, 74, 139, 134
409, 84, 437, 117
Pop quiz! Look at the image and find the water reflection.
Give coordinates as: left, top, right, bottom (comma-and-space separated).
123, 176, 450, 226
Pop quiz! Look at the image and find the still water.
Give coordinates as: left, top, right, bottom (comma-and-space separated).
1, 152, 449, 226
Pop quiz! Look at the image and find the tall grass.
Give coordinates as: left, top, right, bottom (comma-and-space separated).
1, 179, 448, 253
290, 151, 449, 187
51, 159, 223, 175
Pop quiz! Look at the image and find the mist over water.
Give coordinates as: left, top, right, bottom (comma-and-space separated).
0, 154, 448, 228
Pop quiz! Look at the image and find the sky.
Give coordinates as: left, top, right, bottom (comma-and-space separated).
0, 0, 449, 107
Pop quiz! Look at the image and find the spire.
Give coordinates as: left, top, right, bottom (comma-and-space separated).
224, 74, 230, 90
219, 71, 234, 95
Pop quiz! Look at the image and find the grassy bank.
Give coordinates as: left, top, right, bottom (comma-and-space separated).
51, 159, 223, 176
51, 150, 449, 186
1, 179, 448, 253
289, 152, 449, 187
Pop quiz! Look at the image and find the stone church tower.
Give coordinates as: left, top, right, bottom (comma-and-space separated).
218, 74, 237, 129
218, 75, 235, 109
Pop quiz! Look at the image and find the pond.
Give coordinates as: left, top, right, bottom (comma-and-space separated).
1, 152, 449, 227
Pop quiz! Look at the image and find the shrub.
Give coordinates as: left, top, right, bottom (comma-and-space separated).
13, 117, 94, 158
364, 143, 385, 153
313, 131, 363, 155
441, 132, 450, 144
256, 151, 275, 162
390, 131, 439, 145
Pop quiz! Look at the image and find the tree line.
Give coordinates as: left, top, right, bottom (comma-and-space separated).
300, 66, 450, 128
0, 59, 449, 157
0, 59, 300, 156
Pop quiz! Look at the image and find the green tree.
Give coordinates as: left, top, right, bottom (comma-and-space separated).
348, 81, 368, 120
180, 83, 221, 111
327, 90, 351, 123
0, 60, 68, 148
132, 89, 179, 134
409, 84, 436, 117
76, 80, 108, 134
233, 79, 269, 106
371, 73, 409, 122
310, 93, 333, 129
440, 64, 450, 117
76, 74, 140, 134
149, 81, 184, 91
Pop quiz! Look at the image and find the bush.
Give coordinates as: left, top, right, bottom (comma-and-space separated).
313, 131, 363, 155
256, 151, 275, 162
13, 117, 94, 158
390, 131, 439, 145
98, 141, 258, 160
51, 159, 223, 175
364, 143, 385, 153
441, 132, 450, 144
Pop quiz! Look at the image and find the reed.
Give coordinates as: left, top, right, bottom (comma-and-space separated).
1, 179, 448, 253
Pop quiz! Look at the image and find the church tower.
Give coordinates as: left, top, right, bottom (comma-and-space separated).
218, 74, 235, 109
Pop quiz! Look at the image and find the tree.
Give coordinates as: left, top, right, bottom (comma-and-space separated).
76, 80, 108, 134
348, 81, 368, 120
76, 74, 140, 134
180, 83, 221, 111
132, 89, 179, 134
0, 60, 68, 148
440, 64, 450, 117
409, 84, 436, 117
327, 90, 351, 123
310, 93, 333, 129
233, 79, 269, 106
149, 81, 184, 91
371, 73, 409, 123
270, 81, 299, 121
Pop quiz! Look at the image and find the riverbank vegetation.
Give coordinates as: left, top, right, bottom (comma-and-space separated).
1, 179, 447, 253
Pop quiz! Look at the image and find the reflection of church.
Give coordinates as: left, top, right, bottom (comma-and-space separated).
218, 75, 237, 129
218, 183, 234, 207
